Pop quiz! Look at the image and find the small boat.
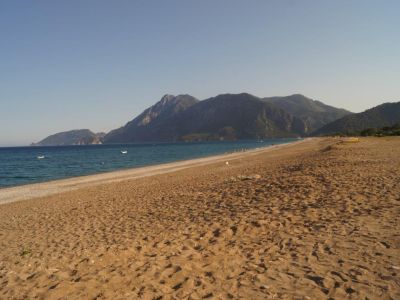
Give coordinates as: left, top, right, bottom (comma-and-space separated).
37, 155, 45, 159
121, 150, 128, 154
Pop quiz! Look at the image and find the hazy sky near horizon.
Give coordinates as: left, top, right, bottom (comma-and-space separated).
1, 1, 399, 146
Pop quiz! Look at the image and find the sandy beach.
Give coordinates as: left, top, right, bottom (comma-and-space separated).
0, 137, 399, 299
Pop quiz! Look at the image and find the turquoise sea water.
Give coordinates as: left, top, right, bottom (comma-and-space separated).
0, 139, 297, 188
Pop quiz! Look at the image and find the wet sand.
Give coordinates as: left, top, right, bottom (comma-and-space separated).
0, 137, 399, 299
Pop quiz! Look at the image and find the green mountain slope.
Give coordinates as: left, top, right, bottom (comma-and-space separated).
314, 102, 400, 135
263, 94, 352, 133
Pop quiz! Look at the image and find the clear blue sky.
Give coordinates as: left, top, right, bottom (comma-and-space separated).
1, 0, 399, 146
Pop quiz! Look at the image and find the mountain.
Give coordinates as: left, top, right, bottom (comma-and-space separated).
314, 102, 400, 136
103, 93, 308, 143
263, 94, 352, 133
35, 93, 358, 145
104, 94, 199, 143
32, 129, 105, 146
159, 93, 308, 140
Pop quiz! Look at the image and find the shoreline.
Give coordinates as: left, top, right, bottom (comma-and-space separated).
0, 138, 310, 205
1, 137, 399, 299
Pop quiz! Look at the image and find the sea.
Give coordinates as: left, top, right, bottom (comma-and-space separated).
0, 139, 297, 188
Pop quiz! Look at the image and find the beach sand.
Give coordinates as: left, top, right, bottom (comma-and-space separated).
0, 137, 399, 299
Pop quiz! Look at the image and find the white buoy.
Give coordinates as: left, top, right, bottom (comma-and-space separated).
225, 161, 229, 165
